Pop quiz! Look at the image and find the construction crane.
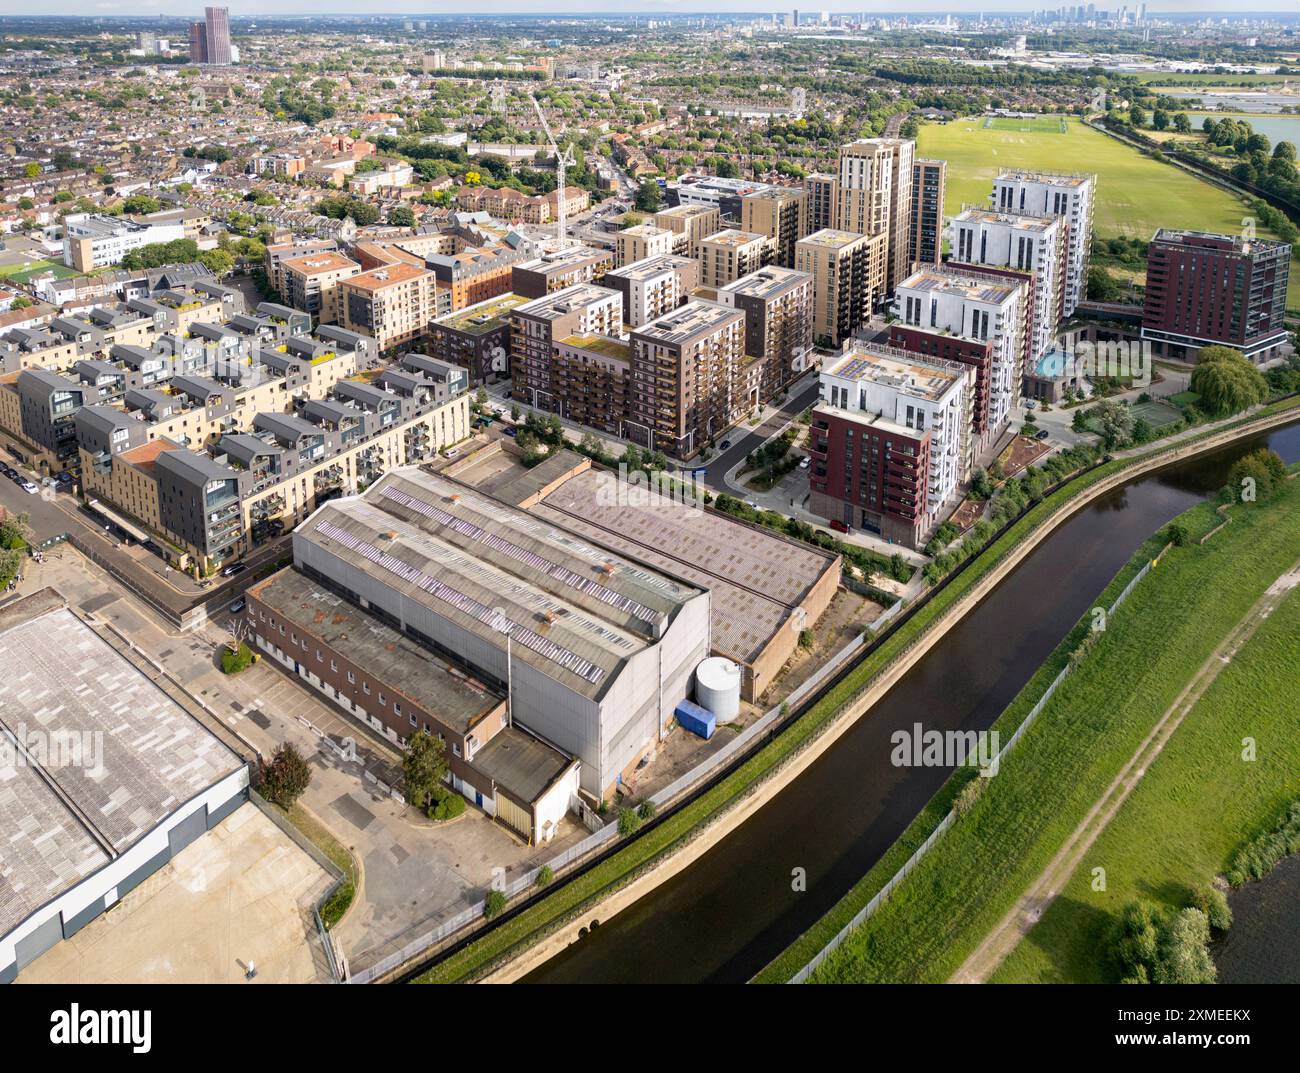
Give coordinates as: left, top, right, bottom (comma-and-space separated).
530, 93, 577, 249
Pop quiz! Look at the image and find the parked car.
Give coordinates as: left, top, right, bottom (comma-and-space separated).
720, 439, 732, 450
228, 597, 246, 615
20, 480, 38, 494
2, 467, 15, 480
829, 519, 850, 534
502, 427, 518, 438
1035, 428, 1050, 441
798, 456, 811, 469
221, 562, 247, 578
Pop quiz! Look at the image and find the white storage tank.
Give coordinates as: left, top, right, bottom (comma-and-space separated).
696, 656, 742, 721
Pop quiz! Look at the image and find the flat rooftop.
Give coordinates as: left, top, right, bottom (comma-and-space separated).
533, 467, 839, 665
606, 254, 695, 283
281, 251, 360, 276
433, 292, 528, 334
798, 228, 870, 250
0, 594, 243, 937
701, 230, 767, 250
996, 169, 1093, 188
515, 284, 617, 322
344, 263, 430, 291
559, 333, 632, 361
898, 266, 1021, 305
721, 265, 812, 300
249, 568, 503, 735
825, 344, 965, 402
634, 300, 743, 345
471, 726, 574, 807
953, 207, 1057, 233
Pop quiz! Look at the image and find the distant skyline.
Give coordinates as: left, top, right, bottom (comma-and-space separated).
0, 2, 1296, 20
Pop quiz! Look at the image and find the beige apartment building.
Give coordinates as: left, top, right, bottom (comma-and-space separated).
629, 300, 746, 459
615, 223, 675, 268
653, 204, 722, 258
340, 263, 440, 350
837, 137, 915, 292
741, 187, 810, 269
796, 228, 888, 348
698, 230, 772, 289
279, 251, 361, 325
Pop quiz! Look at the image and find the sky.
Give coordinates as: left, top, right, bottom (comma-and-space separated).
0, 2, 1293, 19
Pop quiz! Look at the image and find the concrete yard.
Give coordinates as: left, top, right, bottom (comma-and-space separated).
19, 804, 334, 984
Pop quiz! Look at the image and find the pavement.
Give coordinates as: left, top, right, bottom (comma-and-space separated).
19, 803, 335, 985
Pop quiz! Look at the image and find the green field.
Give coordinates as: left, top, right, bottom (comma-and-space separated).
792, 474, 1300, 983
1131, 72, 1291, 86
0, 257, 78, 284
918, 115, 1300, 309
983, 115, 1068, 134
994, 577, 1300, 983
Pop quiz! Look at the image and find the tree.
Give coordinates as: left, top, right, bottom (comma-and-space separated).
634, 178, 663, 213
402, 730, 448, 809
1109, 901, 1163, 983
1227, 447, 1286, 502
258, 743, 311, 808
24, 162, 40, 178
1190, 346, 1268, 416
1128, 104, 1147, 128
387, 205, 415, 228
1092, 399, 1134, 448
1153, 908, 1216, 984
1172, 112, 1192, 134
1086, 264, 1122, 303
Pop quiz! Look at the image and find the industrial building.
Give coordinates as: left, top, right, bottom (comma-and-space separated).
0, 590, 248, 984
286, 467, 712, 797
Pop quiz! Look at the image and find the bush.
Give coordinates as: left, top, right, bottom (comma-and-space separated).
484, 889, 507, 919
319, 881, 355, 930
535, 865, 554, 888
1164, 521, 1190, 547
637, 799, 657, 822
1193, 885, 1233, 933
220, 640, 254, 674
426, 785, 466, 821
617, 806, 642, 836
1226, 800, 1300, 886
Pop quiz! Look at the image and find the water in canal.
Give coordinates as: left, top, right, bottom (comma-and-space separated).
1214, 855, 1300, 984
527, 422, 1300, 983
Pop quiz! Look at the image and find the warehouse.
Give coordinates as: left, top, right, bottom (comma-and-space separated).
0, 590, 248, 984
532, 466, 840, 702
245, 568, 579, 843
291, 468, 712, 797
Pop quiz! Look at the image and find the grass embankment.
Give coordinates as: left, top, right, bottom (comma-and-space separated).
416, 398, 1300, 984
284, 802, 358, 930
783, 475, 1300, 984
994, 568, 1300, 983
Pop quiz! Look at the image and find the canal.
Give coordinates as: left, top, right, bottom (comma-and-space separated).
527, 421, 1300, 984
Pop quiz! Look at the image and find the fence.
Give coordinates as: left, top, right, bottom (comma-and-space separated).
787, 553, 1161, 982
344, 613, 874, 984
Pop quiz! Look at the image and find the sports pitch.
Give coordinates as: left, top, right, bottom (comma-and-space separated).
919, 115, 1300, 308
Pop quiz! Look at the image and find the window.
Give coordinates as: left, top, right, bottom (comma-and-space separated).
347, 670, 355, 684
362, 682, 370, 694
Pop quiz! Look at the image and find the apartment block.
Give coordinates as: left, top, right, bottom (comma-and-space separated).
950, 207, 1065, 364
512, 245, 614, 299
62, 213, 187, 272
710, 265, 814, 397
804, 172, 839, 233
340, 263, 440, 351
909, 158, 946, 267
427, 292, 528, 383
741, 187, 810, 268
510, 284, 623, 411
652, 204, 722, 258
808, 345, 972, 548
602, 254, 699, 328
615, 223, 675, 268
890, 265, 1029, 442
795, 228, 888, 348
698, 230, 773, 289
278, 250, 361, 325
629, 300, 747, 459
1141, 229, 1291, 362
992, 170, 1095, 317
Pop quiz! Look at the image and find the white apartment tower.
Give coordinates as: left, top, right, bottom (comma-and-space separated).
950, 207, 1065, 364
992, 170, 1095, 318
